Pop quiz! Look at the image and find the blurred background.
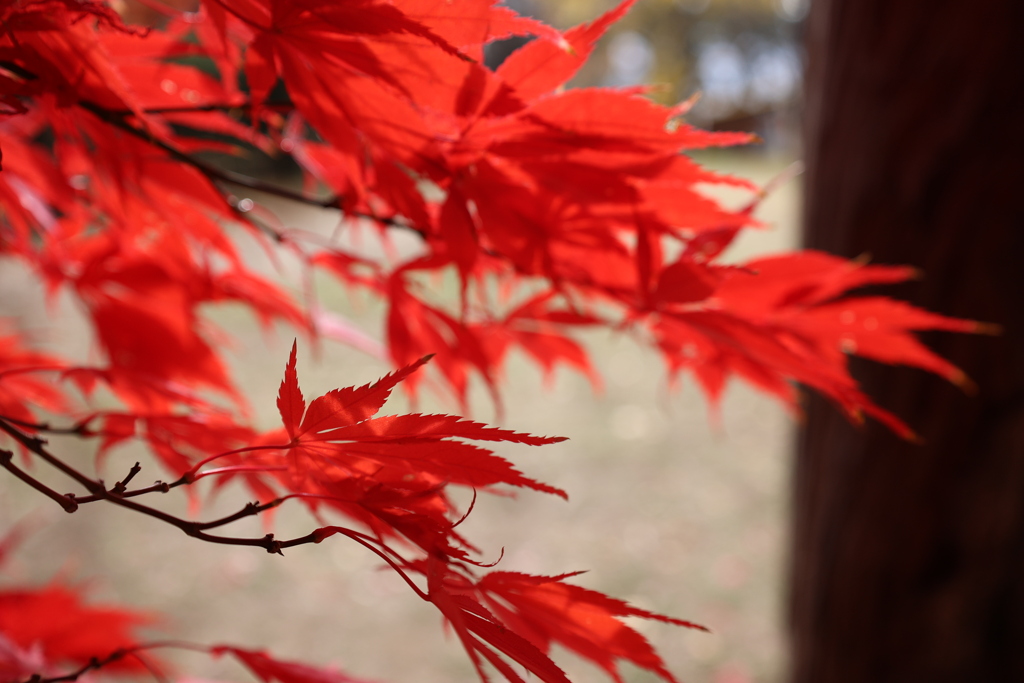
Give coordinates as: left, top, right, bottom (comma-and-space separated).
492, 0, 805, 153
0, 2, 808, 683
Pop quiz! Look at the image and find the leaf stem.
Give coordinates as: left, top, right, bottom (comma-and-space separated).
313, 526, 429, 600
190, 465, 288, 482
186, 444, 293, 477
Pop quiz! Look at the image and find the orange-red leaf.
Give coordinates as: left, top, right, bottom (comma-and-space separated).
215, 646, 377, 683
296, 356, 432, 438
0, 584, 158, 676
496, 0, 637, 102
316, 413, 564, 446
277, 341, 305, 440
478, 571, 706, 683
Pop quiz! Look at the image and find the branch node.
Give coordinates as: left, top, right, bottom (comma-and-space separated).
63, 493, 79, 513
72, 415, 97, 437
263, 533, 283, 555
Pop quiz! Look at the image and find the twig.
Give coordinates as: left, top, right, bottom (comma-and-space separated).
73, 479, 178, 504
111, 461, 142, 495
193, 499, 283, 530
0, 413, 95, 437
0, 448, 78, 512
75, 99, 421, 236
0, 419, 100, 493
18, 641, 211, 683
23, 651, 126, 683
0, 418, 332, 555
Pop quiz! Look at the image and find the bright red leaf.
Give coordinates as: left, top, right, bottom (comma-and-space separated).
215, 646, 378, 683
0, 584, 158, 677
274, 342, 566, 500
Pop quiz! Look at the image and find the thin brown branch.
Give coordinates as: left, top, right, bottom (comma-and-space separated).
79, 98, 333, 208
23, 651, 126, 683
111, 461, 142, 495
0, 413, 97, 437
0, 418, 100, 493
193, 499, 283, 530
18, 641, 211, 683
76, 98, 422, 236
0, 418, 331, 555
73, 478, 179, 504
0, 448, 79, 512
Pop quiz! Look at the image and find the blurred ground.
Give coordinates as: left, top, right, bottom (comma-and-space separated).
0, 148, 800, 683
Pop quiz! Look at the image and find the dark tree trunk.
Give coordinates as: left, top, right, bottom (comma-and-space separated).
791, 1, 1024, 682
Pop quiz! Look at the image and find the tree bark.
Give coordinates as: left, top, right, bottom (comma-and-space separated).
791, 1, 1024, 682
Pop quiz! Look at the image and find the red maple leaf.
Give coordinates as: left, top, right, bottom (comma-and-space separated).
274, 341, 565, 498
214, 646, 379, 683
420, 559, 705, 683
0, 584, 158, 677
477, 571, 706, 683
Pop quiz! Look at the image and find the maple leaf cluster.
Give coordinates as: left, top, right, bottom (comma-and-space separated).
0, 1, 980, 683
